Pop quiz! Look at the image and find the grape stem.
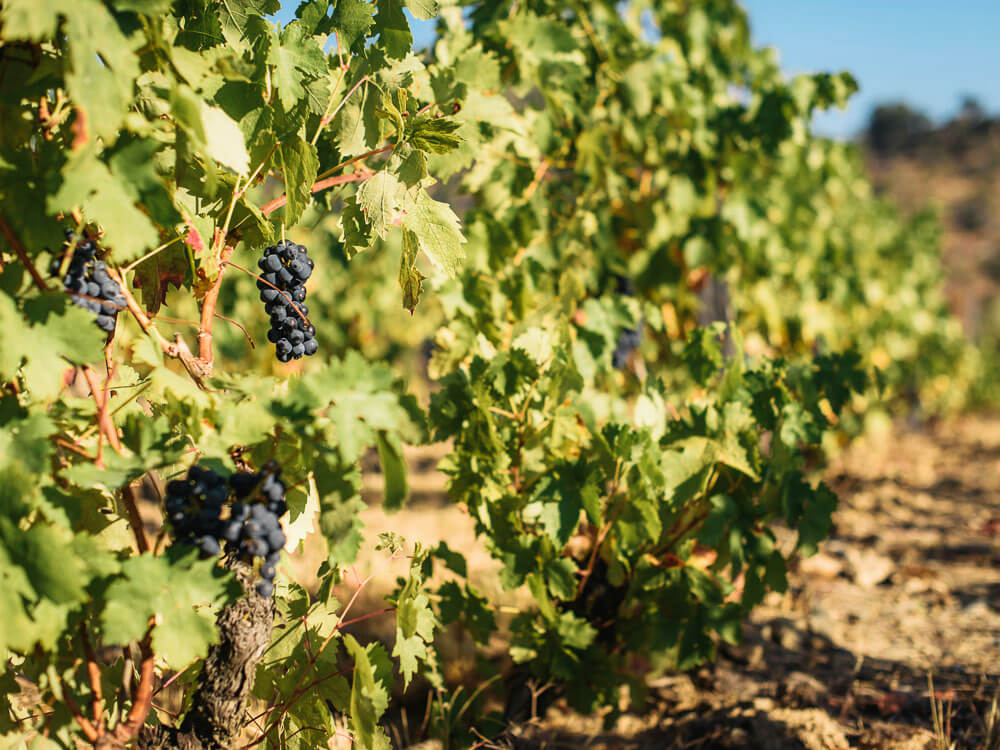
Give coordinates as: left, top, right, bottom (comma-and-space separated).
79, 623, 106, 736
80, 365, 125, 461
121, 482, 152, 555
0, 210, 50, 291
196, 243, 234, 369
105, 266, 180, 360
222, 259, 310, 326
114, 627, 156, 743
58, 675, 100, 743
259, 171, 369, 217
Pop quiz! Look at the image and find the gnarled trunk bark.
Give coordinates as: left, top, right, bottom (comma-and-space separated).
138, 561, 273, 750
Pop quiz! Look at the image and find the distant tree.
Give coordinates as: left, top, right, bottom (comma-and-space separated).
866, 102, 932, 155
957, 95, 987, 125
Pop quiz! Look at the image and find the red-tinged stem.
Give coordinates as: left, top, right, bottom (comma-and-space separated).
196, 244, 234, 368
79, 623, 106, 736
114, 629, 155, 742
259, 172, 368, 217
314, 143, 395, 183
336, 606, 395, 630
121, 483, 151, 555
151, 663, 194, 697
81, 366, 124, 457
0, 210, 49, 291
105, 266, 178, 359
58, 677, 100, 743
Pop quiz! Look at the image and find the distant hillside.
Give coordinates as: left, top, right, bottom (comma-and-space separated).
861, 99, 1000, 338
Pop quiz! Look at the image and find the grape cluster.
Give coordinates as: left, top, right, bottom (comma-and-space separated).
612, 326, 642, 370
224, 466, 287, 598
257, 240, 317, 362
49, 230, 126, 333
164, 465, 230, 559
164, 463, 288, 598
611, 274, 642, 370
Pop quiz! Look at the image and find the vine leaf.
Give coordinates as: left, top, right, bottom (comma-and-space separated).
397, 228, 425, 312
376, 430, 408, 510
201, 104, 251, 176
373, 0, 412, 59
332, 0, 376, 51
275, 137, 319, 226
400, 188, 465, 277
340, 196, 373, 258
101, 551, 240, 669
0, 294, 106, 401
343, 635, 392, 749
404, 0, 439, 20
356, 171, 403, 240
50, 149, 160, 262
132, 243, 189, 315
268, 21, 328, 111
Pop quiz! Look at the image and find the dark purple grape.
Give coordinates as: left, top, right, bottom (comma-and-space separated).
256, 580, 274, 598
245, 538, 268, 558
266, 528, 286, 551
222, 520, 242, 543
197, 536, 221, 558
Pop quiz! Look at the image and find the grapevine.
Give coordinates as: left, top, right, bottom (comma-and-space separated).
0, 0, 982, 747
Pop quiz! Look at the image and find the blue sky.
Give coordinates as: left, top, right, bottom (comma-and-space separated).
274, 2, 998, 138
741, 0, 999, 137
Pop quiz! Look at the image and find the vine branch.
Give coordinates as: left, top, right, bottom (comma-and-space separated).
259, 171, 369, 217
0, 210, 50, 291
79, 623, 106, 737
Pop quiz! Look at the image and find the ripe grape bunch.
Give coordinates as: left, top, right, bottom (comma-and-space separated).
611, 275, 643, 370
612, 326, 642, 370
257, 240, 317, 362
164, 463, 289, 598
49, 230, 126, 333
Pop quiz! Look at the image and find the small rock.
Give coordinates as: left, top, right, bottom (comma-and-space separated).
753, 707, 850, 750
780, 671, 830, 708
845, 548, 895, 588
799, 552, 845, 579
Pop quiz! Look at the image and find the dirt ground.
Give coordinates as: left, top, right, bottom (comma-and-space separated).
344, 415, 1000, 749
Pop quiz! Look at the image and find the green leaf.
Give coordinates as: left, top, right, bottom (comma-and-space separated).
332, 0, 375, 51
274, 137, 320, 227
63, 0, 140, 142
406, 116, 461, 155
397, 228, 425, 312
50, 149, 160, 262
344, 635, 392, 749
0, 294, 106, 402
101, 552, 238, 669
399, 188, 465, 278
356, 171, 403, 240
340, 197, 374, 258
218, 0, 280, 46
0, 413, 55, 475
373, 0, 411, 59
0, 517, 86, 606
404, 0, 438, 20
0, 0, 74, 39
269, 21, 328, 112
201, 104, 251, 176
375, 431, 408, 510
